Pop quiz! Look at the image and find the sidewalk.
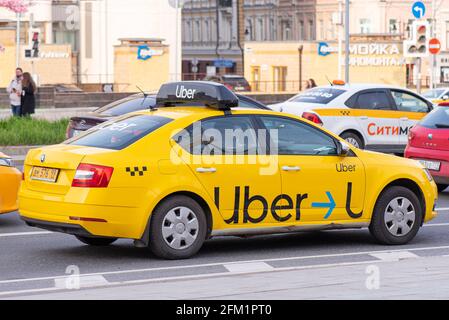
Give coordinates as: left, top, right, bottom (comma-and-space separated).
7, 255, 449, 300
0, 107, 96, 121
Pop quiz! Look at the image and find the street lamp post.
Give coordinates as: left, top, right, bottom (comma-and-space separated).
344, 0, 350, 83
16, 12, 21, 67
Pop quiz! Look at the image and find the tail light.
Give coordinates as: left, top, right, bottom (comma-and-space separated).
302, 112, 323, 125
72, 164, 114, 188
408, 129, 416, 142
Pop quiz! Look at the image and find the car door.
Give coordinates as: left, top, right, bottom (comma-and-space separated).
172, 114, 282, 228
257, 115, 366, 224
353, 89, 400, 149
389, 89, 432, 145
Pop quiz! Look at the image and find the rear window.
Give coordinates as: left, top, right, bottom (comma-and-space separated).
95, 96, 156, 117
289, 88, 346, 104
420, 107, 449, 129
68, 115, 172, 150
223, 77, 249, 85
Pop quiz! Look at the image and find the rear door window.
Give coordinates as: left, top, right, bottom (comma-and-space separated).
68, 115, 172, 150
355, 91, 393, 110
289, 88, 346, 104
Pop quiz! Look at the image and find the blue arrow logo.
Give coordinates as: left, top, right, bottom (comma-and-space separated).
312, 192, 336, 219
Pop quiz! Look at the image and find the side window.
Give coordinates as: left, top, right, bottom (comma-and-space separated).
174, 116, 259, 155
259, 116, 338, 156
355, 91, 393, 110
391, 90, 429, 113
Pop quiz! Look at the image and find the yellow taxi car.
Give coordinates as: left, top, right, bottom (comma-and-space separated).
19, 82, 438, 259
0, 152, 21, 214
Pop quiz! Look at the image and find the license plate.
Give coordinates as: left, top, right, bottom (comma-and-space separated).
419, 160, 441, 171
235, 86, 245, 91
31, 167, 60, 183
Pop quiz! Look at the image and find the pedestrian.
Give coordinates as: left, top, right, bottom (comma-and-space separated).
305, 78, 317, 89
6, 67, 23, 117
20, 72, 37, 117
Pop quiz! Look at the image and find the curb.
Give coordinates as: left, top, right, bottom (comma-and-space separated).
0, 146, 41, 157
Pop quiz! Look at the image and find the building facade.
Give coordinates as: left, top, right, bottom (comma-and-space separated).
0, 0, 181, 91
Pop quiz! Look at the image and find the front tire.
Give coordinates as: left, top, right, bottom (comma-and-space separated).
340, 132, 364, 149
75, 235, 117, 246
149, 196, 207, 260
369, 186, 422, 245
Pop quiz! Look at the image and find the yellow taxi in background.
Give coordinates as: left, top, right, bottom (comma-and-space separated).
422, 88, 449, 105
19, 82, 438, 259
0, 152, 21, 214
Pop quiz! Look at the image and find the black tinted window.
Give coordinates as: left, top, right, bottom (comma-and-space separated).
174, 116, 259, 155
96, 96, 156, 116
391, 90, 429, 113
356, 91, 392, 110
420, 107, 449, 129
238, 97, 266, 109
290, 88, 346, 104
69, 115, 172, 150
259, 116, 338, 155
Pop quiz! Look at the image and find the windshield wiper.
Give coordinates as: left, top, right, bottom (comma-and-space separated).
435, 123, 449, 128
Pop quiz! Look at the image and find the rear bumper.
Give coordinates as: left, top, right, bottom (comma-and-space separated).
22, 216, 93, 237
405, 146, 449, 185
18, 187, 150, 239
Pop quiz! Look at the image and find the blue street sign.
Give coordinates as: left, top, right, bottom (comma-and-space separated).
412, 1, 426, 19
214, 59, 234, 68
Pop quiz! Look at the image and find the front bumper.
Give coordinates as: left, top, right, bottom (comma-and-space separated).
406, 146, 449, 185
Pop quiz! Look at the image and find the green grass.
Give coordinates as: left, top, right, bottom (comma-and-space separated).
0, 117, 69, 146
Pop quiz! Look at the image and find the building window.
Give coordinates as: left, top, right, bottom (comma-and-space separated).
360, 18, 371, 34
281, 20, 291, 41
194, 20, 201, 42
319, 19, 324, 40
389, 19, 398, 34
299, 20, 304, 40
269, 18, 275, 40
256, 18, 263, 41
273, 66, 287, 92
204, 19, 210, 42
308, 20, 314, 40
245, 19, 254, 41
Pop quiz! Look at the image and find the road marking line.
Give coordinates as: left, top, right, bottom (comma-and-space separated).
2, 245, 449, 286
0, 259, 390, 298
369, 251, 419, 261
424, 223, 449, 227
224, 262, 273, 273
54, 275, 109, 289
0, 231, 53, 237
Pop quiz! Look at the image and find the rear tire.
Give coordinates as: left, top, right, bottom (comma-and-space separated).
340, 132, 364, 149
75, 235, 117, 246
369, 186, 422, 245
149, 196, 207, 260
437, 184, 448, 192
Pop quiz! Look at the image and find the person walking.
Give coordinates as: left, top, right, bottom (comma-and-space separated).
20, 72, 37, 117
6, 67, 23, 117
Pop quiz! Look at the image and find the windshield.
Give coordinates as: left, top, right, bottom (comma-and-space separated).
422, 89, 445, 99
67, 115, 172, 150
289, 87, 346, 104
95, 95, 156, 117
420, 107, 449, 129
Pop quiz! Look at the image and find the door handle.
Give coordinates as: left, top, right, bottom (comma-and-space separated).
282, 166, 301, 172
196, 167, 217, 173
359, 116, 369, 120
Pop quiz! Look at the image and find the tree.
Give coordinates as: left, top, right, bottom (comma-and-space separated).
0, 0, 31, 13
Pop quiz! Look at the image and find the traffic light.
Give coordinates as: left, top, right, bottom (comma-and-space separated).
31, 30, 40, 58
403, 21, 431, 58
24, 29, 40, 60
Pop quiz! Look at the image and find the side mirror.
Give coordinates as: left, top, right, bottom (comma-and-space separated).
338, 141, 351, 156
442, 95, 449, 101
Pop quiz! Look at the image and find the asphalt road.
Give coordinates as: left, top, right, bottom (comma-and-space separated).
1, 188, 449, 299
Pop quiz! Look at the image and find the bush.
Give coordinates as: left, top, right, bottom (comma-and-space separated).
0, 117, 69, 146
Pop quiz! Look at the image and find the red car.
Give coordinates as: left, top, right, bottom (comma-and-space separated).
405, 107, 449, 192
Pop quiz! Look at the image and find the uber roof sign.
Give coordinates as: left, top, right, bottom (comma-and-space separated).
156, 81, 239, 110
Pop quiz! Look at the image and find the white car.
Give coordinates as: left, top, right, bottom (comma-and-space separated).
422, 88, 449, 105
269, 83, 434, 154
